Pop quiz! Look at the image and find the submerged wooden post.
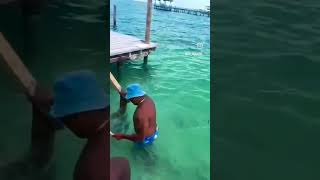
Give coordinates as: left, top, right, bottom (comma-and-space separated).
145, 0, 153, 44
113, 4, 117, 28
143, 56, 148, 64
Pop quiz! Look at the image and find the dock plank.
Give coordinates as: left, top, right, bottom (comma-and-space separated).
110, 31, 157, 61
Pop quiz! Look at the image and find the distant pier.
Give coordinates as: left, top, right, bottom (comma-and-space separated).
154, 4, 210, 17
110, 0, 157, 66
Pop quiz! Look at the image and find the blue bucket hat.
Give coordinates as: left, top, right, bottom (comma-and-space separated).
50, 70, 109, 122
125, 84, 146, 100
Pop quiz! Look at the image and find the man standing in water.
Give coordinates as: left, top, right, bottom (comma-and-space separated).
49, 70, 131, 180
11, 70, 131, 180
112, 84, 158, 146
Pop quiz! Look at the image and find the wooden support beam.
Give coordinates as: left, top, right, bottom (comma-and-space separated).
145, 0, 153, 44
143, 56, 148, 64
116, 61, 121, 74
113, 4, 117, 28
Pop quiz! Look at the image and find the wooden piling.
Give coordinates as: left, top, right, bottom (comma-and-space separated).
145, 0, 153, 44
116, 61, 121, 74
144, 56, 148, 64
113, 4, 117, 28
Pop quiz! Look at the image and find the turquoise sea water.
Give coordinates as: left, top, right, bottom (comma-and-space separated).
214, 1, 320, 180
110, 0, 210, 180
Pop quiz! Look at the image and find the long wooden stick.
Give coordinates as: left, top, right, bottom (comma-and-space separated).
0, 32, 37, 97
109, 73, 124, 137
110, 72, 122, 94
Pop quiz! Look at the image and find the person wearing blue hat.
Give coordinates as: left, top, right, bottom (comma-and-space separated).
25, 70, 130, 180
51, 70, 131, 180
112, 83, 158, 146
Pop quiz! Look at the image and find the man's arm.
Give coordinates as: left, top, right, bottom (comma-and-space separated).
113, 133, 144, 142
27, 86, 56, 169
112, 120, 146, 142
30, 104, 55, 169
119, 91, 128, 114
111, 92, 128, 119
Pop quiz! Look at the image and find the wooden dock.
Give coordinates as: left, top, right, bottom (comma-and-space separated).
154, 4, 210, 17
110, 31, 157, 63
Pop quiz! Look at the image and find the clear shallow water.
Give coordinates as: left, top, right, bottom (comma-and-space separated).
214, 1, 320, 180
0, 1, 106, 179
110, 0, 210, 179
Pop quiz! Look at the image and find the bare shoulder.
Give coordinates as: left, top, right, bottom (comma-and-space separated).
146, 96, 155, 104
134, 108, 145, 123
134, 96, 155, 119
147, 97, 156, 109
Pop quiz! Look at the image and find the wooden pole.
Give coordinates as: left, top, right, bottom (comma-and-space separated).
110, 72, 125, 112
113, 4, 117, 28
145, 0, 153, 44
0, 32, 57, 168
144, 56, 148, 64
0, 32, 37, 97
110, 72, 122, 94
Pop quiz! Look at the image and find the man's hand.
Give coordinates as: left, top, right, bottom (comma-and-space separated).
119, 90, 127, 98
26, 84, 53, 115
119, 90, 128, 115
26, 84, 61, 129
112, 133, 144, 142
119, 90, 128, 103
112, 134, 124, 140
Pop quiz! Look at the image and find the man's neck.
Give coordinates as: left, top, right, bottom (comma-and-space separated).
137, 96, 148, 106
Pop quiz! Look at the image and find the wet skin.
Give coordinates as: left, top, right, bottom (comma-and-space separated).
113, 93, 157, 143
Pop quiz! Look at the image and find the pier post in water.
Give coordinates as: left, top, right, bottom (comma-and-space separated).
145, 0, 153, 44
144, 56, 148, 64
144, 0, 153, 65
116, 62, 121, 74
113, 4, 117, 28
